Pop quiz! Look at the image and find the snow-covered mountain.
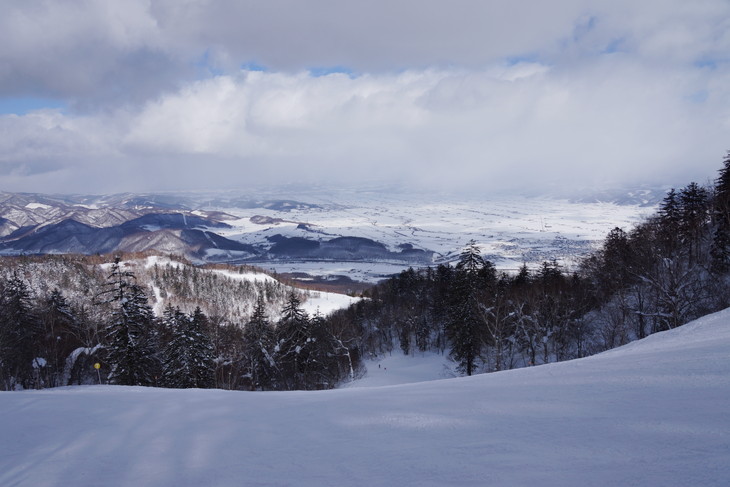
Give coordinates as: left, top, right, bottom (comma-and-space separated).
0, 187, 656, 281
1, 306, 727, 486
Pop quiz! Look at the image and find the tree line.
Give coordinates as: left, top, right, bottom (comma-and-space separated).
0, 257, 359, 391
2, 152, 729, 389
325, 152, 730, 375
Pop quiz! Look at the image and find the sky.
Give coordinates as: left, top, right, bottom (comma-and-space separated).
1, 0, 729, 195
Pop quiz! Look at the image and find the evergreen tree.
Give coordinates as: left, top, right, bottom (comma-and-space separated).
161, 306, 215, 388
657, 188, 682, 252
456, 240, 486, 275
447, 241, 488, 376
715, 151, 730, 215
513, 263, 531, 287
38, 289, 78, 387
0, 274, 41, 390
100, 258, 158, 386
275, 292, 313, 389
712, 152, 730, 270
678, 182, 710, 264
242, 295, 277, 390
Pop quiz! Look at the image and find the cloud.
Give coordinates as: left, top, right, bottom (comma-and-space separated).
1, 1, 729, 193
8, 0, 727, 104
2, 56, 729, 193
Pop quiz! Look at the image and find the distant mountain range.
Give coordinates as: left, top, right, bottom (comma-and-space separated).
0, 187, 658, 280
0, 191, 434, 266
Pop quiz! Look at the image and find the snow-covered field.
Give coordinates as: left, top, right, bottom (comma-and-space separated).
2, 307, 728, 486
213, 189, 655, 280
299, 290, 360, 317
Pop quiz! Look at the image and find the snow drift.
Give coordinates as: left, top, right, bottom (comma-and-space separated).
1, 308, 729, 486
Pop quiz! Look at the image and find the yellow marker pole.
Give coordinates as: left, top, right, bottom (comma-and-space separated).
94, 363, 101, 385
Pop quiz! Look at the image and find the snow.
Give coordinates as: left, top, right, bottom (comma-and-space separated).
209, 268, 277, 283
143, 255, 182, 270
31, 357, 47, 369
212, 190, 655, 280
24, 202, 52, 210
344, 351, 457, 387
150, 283, 164, 316
2, 309, 729, 486
300, 290, 360, 316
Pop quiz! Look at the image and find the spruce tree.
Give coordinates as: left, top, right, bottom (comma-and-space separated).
275, 292, 311, 389
161, 306, 215, 389
189, 307, 215, 388
678, 182, 709, 264
0, 274, 41, 390
447, 241, 488, 376
100, 258, 158, 386
242, 295, 277, 390
712, 152, 730, 270
39, 289, 78, 387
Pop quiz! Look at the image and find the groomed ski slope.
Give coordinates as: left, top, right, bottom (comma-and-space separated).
2, 309, 729, 486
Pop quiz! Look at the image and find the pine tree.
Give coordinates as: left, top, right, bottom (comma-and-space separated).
100, 257, 158, 386
456, 240, 485, 275
678, 182, 709, 264
712, 152, 730, 270
161, 306, 215, 388
188, 307, 215, 388
658, 188, 681, 252
447, 241, 488, 376
513, 263, 531, 287
39, 289, 78, 387
275, 292, 312, 389
242, 295, 277, 390
715, 151, 730, 215
0, 274, 41, 390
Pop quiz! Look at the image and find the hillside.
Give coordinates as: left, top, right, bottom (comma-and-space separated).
0, 253, 356, 325
1, 307, 728, 486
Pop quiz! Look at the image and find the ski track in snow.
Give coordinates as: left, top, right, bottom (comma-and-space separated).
1, 308, 729, 486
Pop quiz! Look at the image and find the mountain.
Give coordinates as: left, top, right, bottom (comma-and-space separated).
0, 188, 655, 281
0, 212, 256, 261
265, 235, 433, 263
1, 306, 727, 486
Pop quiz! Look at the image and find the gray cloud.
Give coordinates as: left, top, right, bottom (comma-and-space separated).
1, 1, 729, 194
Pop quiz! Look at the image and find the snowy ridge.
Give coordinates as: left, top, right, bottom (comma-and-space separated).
1, 308, 728, 486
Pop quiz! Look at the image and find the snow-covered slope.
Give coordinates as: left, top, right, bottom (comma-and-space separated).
344, 351, 458, 387
2, 308, 729, 486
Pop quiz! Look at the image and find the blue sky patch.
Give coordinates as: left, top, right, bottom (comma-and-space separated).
241, 61, 268, 72
0, 97, 66, 115
505, 54, 540, 66
308, 66, 355, 77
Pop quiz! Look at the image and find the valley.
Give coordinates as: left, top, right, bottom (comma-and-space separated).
0, 186, 659, 283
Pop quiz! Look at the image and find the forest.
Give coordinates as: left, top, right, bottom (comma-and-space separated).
1, 153, 729, 391
330, 152, 730, 376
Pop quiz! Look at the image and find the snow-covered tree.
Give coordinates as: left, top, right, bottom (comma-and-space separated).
161, 306, 215, 389
242, 295, 277, 390
38, 288, 78, 387
0, 274, 41, 390
100, 257, 159, 386
447, 241, 490, 376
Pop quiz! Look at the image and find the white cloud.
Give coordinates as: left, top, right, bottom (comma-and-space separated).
1, 1, 729, 193
3, 56, 728, 193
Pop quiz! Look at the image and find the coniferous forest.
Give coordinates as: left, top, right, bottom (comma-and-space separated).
2, 153, 730, 390
331, 153, 730, 375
